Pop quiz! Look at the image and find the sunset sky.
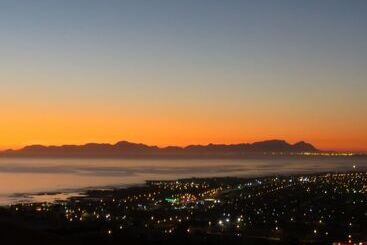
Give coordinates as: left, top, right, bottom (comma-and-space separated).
1, 0, 366, 152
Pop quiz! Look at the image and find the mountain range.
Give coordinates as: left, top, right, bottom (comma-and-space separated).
0, 140, 319, 158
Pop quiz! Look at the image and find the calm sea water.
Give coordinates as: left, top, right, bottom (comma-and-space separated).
0, 157, 365, 205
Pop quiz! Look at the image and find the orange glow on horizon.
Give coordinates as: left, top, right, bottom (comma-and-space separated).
0, 123, 366, 153
1, 102, 366, 153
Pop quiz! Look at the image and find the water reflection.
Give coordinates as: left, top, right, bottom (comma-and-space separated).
0, 157, 365, 205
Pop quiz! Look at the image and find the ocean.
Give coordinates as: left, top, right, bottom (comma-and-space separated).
0, 157, 365, 205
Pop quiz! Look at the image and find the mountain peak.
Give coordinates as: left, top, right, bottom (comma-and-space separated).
293, 141, 318, 152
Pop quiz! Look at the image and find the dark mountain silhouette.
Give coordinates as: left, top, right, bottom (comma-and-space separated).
0, 140, 319, 158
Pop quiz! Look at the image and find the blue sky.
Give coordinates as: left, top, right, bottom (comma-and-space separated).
0, 0, 366, 151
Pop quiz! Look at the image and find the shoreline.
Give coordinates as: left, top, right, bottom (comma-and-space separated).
2, 170, 367, 244
3, 168, 360, 206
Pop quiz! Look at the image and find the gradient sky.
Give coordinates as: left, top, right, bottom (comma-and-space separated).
1, 0, 367, 152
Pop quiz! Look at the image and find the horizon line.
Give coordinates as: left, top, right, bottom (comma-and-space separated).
0, 139, 365, 154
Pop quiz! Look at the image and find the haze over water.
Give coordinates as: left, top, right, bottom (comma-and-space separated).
0, 157, 365, 205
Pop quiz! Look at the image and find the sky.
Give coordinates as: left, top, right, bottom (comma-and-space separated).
0, 0, 366, 152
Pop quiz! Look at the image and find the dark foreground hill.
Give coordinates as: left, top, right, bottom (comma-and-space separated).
0, 140, 318, 158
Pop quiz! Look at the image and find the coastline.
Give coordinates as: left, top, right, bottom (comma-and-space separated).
3, 168, 359, 206
2, 170, 367, 244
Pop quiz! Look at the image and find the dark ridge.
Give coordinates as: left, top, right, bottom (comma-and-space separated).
0, 140, 319, 158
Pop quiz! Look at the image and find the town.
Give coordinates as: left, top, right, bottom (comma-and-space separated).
2, 171, 367, 245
